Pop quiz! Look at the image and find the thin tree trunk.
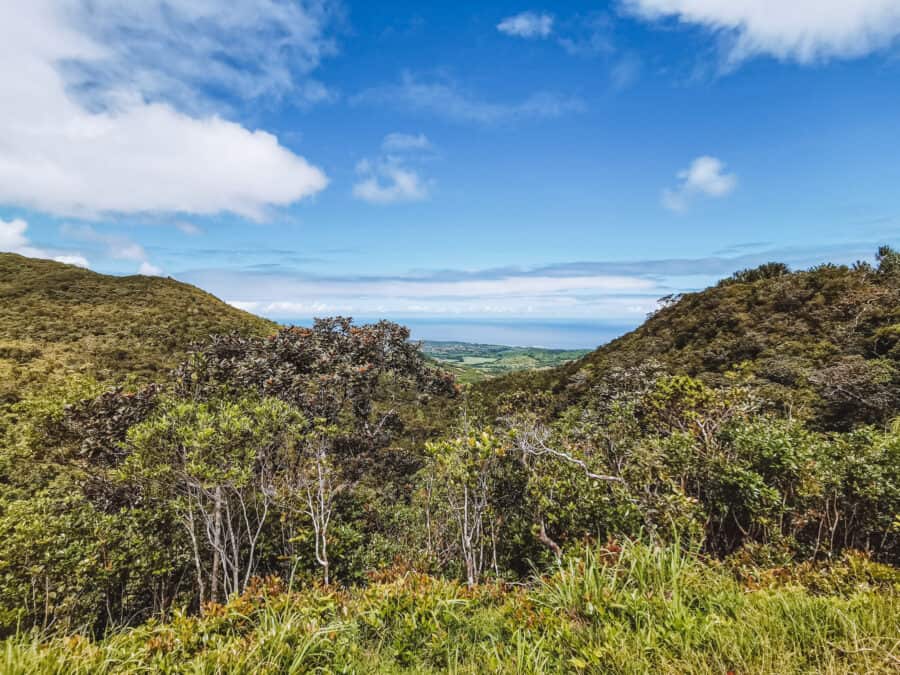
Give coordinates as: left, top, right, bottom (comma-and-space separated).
210, 487, 223, 602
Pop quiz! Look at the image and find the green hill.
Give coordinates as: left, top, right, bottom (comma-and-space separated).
0, 253, 276, 401
479, 253, 900, 429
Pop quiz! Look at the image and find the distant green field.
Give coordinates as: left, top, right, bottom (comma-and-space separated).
421, 340, 589, 382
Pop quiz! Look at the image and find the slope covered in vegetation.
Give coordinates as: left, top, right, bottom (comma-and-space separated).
1, 249, 899, 673
481, 248, 900, 431
0, 253, 275, 400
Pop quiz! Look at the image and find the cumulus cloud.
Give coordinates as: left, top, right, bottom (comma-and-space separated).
662, 156, 737, 212
497, 12, 554, 39
0, 218, 89, 267
624, 0, 900, 65
0, 1, 330, 220
61, 223, 163, 274
355, 73, 584, 124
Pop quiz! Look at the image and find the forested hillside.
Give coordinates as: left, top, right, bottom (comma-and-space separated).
1, 249, 899, 673
480, 248, 900, 431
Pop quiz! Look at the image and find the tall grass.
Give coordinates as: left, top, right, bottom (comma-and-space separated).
3, 542, 898, 673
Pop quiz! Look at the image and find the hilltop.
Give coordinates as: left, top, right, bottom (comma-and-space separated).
480, 252, 900, 429
0, 253, 275, 400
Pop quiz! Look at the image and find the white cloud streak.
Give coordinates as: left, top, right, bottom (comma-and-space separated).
61, 0, 339, 110
222, 272, 660, 319
662, 156, 737, 212
382, 133, 432, 152
61, 223, 163, 274
0, 1, 329, 220
355, 73, 584, 124
624, 0, 900, 65
497, 12, 555, 39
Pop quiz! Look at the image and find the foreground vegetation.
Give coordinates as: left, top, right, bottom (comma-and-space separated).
4, 541, 898, 674
1, 248, 899, 671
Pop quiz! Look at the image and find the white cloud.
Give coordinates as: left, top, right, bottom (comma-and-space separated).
353, 160, 430, 205
497, 12, 555, 39
382, 133, 432, 152
0, 218, 89, 267
355, 73, 584, 125
662, 156, 737, 212
0, 1, 329, 220
624, 0, 900, 65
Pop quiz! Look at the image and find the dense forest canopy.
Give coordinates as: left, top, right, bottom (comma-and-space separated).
1, 249, 899, 672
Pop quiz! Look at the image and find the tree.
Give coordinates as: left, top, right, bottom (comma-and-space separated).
122, 396, 303, 605
876, 245, 900, 277
276, 419, 341, 586
425, 430, 504, 586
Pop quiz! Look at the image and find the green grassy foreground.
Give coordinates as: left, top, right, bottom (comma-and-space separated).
3, 541, 898, 674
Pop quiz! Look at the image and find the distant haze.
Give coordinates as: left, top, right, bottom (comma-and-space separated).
279, 317, 639, 350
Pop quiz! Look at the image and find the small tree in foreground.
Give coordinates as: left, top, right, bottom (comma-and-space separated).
122, 396, 304, 605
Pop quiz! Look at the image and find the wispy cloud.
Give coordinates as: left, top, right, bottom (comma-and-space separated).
214, 269, 663, 320
382, 132, 432, 152
623, 0, 900, 67
662, 156, 737, 212
175, 221, 204, 236
497, 12, 554, 39
558, 13, 615, 56
63, 0, 340, 112
354, 73, 584, 124
0, 218, 89, 267
353, 159, 430, 204
61, 223, 163, 275
353, 133, 434, 205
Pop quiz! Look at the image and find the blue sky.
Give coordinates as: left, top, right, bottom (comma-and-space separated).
2, 1, 900, 345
